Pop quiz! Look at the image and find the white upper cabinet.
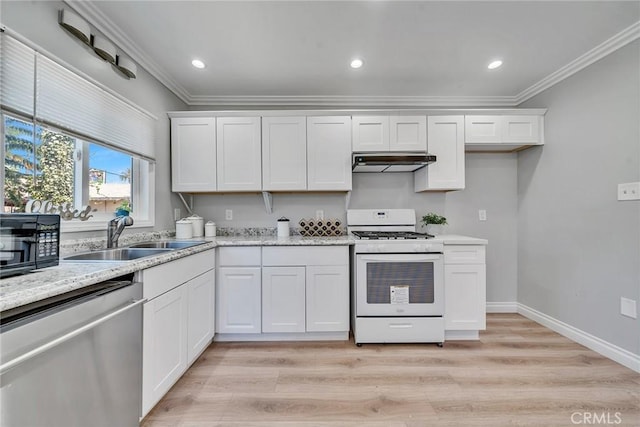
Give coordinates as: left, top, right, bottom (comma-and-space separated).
465, 115, 543, 151
389, 116, 427, 151
464, 115, 502, 143
352, 116, 389, 152
171, 117, 216, 192
307, 116, 352, 191
415, 116, 465, 192
216, 117, 262, 191
262, 116, 307, 191
502, 115, 541, 143
352, 115, 426, 152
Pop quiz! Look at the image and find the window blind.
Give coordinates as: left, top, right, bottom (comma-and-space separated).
0, 35, 35, 117
1, 32, 156, 160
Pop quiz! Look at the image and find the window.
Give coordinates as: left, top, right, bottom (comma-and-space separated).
2, 114, 154, 231
1, 33, 156, 232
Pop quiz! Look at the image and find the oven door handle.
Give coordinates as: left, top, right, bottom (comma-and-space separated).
357, 254, 442, 262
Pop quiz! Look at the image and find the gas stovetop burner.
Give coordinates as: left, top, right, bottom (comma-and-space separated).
351, 231, 433, 240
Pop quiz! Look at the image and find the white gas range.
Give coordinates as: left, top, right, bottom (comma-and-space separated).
347, 209, 445, 346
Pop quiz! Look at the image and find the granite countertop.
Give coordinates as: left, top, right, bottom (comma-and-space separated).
1, 233, 485, 314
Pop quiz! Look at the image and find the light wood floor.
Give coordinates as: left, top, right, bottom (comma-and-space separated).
142, 314, 640, 426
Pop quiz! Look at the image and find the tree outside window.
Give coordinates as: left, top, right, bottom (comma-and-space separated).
3, 115, 132, 216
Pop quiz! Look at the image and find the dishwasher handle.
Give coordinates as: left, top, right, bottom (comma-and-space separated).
0, 297, 146, 374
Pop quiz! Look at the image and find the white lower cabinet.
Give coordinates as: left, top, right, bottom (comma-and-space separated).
306, 265, 349, 332
262, 246, 349, 335
217, 267, 262, 333
140, 249, 216, 418
216, 246, 349, 340
142, 284, 188, 417
262, 266, 306, 333
187, 270, 216, 363
444, 245, 486, 336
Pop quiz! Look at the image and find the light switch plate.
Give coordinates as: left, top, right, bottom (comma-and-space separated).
478, 209, 487, 221
618, 182, 640, 201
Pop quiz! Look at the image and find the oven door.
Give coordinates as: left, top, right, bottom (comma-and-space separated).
356, 253, 443, 316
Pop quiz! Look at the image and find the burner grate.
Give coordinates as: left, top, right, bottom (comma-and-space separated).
351, 231, 432, 240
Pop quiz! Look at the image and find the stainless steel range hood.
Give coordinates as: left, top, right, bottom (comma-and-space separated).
352, 153, 437, 172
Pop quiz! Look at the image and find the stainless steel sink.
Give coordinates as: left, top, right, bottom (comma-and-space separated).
64, 248, 173, 262
127, 240, 207, 249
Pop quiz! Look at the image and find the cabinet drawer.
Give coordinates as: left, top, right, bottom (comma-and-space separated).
218, 246, 261, 266
262, 246, 348, 266
142, 249, 215, 300
444, 245, 485, 264
354, 317, 444, 344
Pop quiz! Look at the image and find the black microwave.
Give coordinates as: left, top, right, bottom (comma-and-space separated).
0, 214, 60, 278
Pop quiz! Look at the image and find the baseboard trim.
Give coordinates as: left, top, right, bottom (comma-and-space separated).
486, 301, 518, 313
517, 303, 640, 373
214, 331, 349, 342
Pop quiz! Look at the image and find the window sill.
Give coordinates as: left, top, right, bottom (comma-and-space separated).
61, 218, 154, 233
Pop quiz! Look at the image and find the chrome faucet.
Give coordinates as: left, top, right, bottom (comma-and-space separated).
107, 215, 134, 248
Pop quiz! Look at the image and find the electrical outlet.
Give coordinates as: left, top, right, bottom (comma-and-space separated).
478, 209, 487, 221
174, 208, 181, 221
225, 209, 233, 221
618, 182, 640, 201
316, 210, 324, 220
621, 297, 637, 319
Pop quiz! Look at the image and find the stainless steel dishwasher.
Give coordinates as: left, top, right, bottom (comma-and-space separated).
0, 275, 144, 427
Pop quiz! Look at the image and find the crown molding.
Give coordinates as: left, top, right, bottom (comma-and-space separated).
186, 95, 519, 107
516, 20, 640, 105
64, 0, 191, 104
63, 2, 639, 108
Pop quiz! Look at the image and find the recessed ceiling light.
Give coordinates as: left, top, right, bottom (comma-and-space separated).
350, 58, 364, 69
191, 59, 206, 69
487, 60, 503, 70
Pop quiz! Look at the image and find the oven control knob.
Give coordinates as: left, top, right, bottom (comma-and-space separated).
413, 244, 425, 252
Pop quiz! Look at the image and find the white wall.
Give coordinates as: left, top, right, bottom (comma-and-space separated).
518, 41, 640, 355
193, 153, 519, 303
1, 0, 187, 237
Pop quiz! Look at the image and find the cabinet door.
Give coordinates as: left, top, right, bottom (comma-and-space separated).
307, 116, 352, 191
217, 267, 261, 333
352, 116, 389, 152
142, 284, 188, 416
262, 116, 307, 191
444, 264, 486, 331
464, 115, 502, 143
187, 269, 215, 364
415, 116, 465, 191
262, 266, 306, 333
390, 116, 427, 151
306, 265, 349, 332
502, 115, 540, 143
171, 117, 216, 191
216, 117, 262, 191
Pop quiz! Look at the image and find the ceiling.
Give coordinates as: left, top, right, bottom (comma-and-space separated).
69, 1, 640, 107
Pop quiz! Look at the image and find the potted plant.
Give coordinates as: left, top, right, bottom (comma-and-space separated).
115, 200, 131, 217
420, 212, 447, 235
